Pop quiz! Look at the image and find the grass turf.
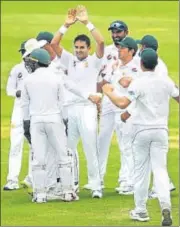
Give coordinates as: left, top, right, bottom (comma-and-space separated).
1, 1, 179, 226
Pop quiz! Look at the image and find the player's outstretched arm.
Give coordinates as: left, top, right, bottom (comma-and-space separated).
51, 8, 77, 57
102, 84, 131, 109
76, 5, 104, 58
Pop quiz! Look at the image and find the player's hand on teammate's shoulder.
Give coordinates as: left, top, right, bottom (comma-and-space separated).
64, 8, 77, 27
76, 5, 88, 25
102, 83, 114, 94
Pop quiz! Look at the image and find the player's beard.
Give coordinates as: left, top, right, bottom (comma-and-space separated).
113, 36, 125, 45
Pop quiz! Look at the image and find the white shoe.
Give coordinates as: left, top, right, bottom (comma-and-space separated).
130, 209, 150, 222
32, 193, 47, 203
92, 190, 103, 199
20, 177, 33, 189
83, 184, 92, 190
61, 192, 79, 202
3, 180, 19, 190
116, 185, 133, 195
169, 182, 176, 192
47, 192, 63, 201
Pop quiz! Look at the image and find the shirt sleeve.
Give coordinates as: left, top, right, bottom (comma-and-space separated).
57, 49, 73, 69
21, 81, 30, 120
6, 66, 18, 97
92, 53, 103, 71
167, 78, 179, 98
126, 80, 141, 101
63, 77, 90, 99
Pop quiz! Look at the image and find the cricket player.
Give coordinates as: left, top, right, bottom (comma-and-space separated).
22, 48, 88, 203
87, 20, 129, 191
3, 41, 38, 190
133, 35, 176, 198
51, 6, 104, 198
102, 48, 179, 226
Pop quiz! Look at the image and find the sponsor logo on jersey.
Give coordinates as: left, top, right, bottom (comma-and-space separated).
17, 73, 23, 78
132, 68, 137, 72
107, 54, 112, 60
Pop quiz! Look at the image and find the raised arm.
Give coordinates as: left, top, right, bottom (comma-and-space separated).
51, 8, 77, 57
76, 5, 104, 58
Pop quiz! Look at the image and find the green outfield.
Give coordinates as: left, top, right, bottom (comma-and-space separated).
1, 1, 179, 226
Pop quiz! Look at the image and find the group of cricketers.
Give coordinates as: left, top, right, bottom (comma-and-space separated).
3, 5, 179, 226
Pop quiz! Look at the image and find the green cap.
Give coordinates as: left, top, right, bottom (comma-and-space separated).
29, 48, 51, 65
117, 37, 138, 52
18, 40, 27, 52
141, 48, 158, 68
137, 35, 158, 51
36, 31, 54, 43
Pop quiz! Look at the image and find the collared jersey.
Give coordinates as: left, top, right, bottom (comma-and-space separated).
57, 49, 102, 106
102, 58, 140, 115
127, 71, 179, 127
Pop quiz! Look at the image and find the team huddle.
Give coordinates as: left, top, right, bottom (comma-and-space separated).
3, 5, 179, 226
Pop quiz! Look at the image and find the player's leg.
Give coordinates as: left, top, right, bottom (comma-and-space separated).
79, 105, 102, 198
46, 120, 77, 201
150, 129, 172, 226
31, 122, 48, 203
118, 120, 134, 194
98, 112, 115, 185
129, 130, 151, 221
4, 124, 24, 190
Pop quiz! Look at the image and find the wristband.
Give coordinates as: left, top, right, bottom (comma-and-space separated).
59, 25, 68, 35
86, 22, 95, 31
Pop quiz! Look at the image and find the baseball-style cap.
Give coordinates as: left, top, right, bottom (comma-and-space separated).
108, 20, 128, 31
117, 37, 138, 52
18, 41, 27, 52
22, 38, 47, 58
141, 48, 158, 68
136, 35, 158, 51
36, 31, 54, 43
29, 48, 51, 65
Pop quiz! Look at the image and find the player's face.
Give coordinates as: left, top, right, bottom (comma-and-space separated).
111, 29, 127, 44
118, 46, 132, 61
74, 40, 90, 60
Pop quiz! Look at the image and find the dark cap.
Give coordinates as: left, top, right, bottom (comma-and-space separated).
36, 31, 54, 43
141, 48, 158, 68
117, 37, 138, 52
18, 41, 27, 52
137, 35, 158, 51
108, 20, 128, 32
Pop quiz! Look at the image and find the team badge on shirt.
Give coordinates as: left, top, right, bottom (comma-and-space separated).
107, 54, 112, 60
132, 68, 138, 72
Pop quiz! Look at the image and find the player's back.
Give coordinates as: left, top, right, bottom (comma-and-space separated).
24, 67, 63, 116
130, 72, 177, 127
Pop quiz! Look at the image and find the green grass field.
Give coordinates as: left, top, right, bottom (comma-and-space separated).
1, 1, 179, 226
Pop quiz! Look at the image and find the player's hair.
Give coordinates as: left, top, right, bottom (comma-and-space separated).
74, 34, 91, 47
141, 59, 158, 70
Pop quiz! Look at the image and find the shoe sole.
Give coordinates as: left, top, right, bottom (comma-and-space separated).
130, 216, 150, 222
92, 196, 102, 199
119, 191, 134, 195
170, 187, 176, 192
162, 210, 172, 226
3, 187, 19, 191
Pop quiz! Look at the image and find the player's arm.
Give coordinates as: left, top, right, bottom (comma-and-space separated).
6, 66, 21, 98
51, 8, 77, 57
102, 84, 131, 108
76, 5, 104, 58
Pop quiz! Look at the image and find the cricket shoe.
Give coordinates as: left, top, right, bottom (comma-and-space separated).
32, 193, 47, 203
61, 192, 79, 202
92, 190, 103, 199
3, 180, 19, 190
130, 209, 150, 222
162, 209, 172, 226
116, 185, 134, 195
83, 183, 92, 190
20, 176, 33, 189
